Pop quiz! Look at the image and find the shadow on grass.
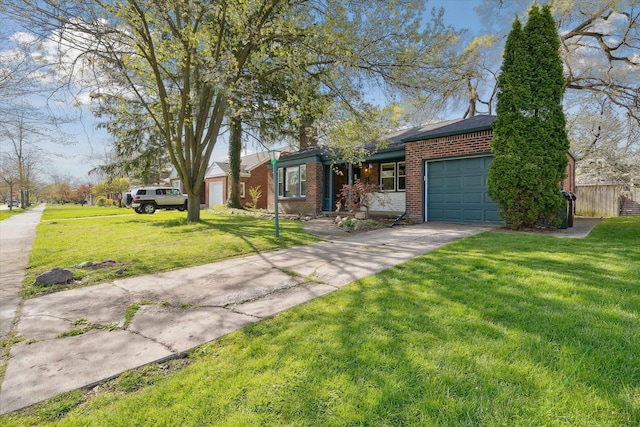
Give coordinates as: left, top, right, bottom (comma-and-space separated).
148, 214, 318, 248
189, 218, 640, 425
9, 219, 637, 425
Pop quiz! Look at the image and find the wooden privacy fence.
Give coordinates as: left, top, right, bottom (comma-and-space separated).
575, 185, 640, 217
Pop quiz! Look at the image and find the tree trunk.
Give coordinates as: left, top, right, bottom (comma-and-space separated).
227, 117, 243, 209
187, 192, 200, 222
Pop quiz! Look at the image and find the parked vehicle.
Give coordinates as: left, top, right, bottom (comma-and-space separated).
129, 187, 188, 214
7, 200, 19, 207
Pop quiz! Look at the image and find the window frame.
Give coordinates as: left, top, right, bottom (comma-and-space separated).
380, 162, 397, 192
277, 165, 307, 198
397, 161, 406, 191
379, 161, 406, 192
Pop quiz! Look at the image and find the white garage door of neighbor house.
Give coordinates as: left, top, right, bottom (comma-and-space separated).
210, 182, 224, 207
426, 156, 503, 225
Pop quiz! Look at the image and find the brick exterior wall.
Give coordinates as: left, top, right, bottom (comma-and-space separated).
267, 161, 323, 217
360, 162, 379, 186
306, 162, 323, 215
562, 156, 576, 193
243, 163, 269, 209
405, 130, 494, 222
204, 163, 271, 209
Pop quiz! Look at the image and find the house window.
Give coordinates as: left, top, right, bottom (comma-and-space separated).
398, 162, 406, 191
278, 168, 284, 197
240, 182, 246, 198
278, 165, 306, 198
381, 163, 396, 191
380, 162, 405, 192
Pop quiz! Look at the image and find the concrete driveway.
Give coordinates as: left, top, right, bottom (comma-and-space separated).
0, 215, 494, 414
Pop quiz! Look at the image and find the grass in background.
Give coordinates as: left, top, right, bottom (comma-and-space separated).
0, 209, 23, 221
3, 218, 638, 426
41, 204, 134, 220
0, 204, 32, 221
23, 206, 319, 297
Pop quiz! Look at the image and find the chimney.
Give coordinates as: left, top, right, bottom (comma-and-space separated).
299, 117, 317, 150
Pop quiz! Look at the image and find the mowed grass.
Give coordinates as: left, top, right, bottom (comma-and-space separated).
0, 205, 30, 221
40, 204, 135, 220
23, 204, 319, 297
3, 218, 638, 426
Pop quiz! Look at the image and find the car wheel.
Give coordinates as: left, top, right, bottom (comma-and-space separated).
142, 203, 156, 214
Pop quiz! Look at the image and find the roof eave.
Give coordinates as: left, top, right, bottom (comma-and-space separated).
401, 125, 494, 143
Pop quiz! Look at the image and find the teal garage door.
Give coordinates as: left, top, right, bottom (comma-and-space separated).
426, 156, 503, 224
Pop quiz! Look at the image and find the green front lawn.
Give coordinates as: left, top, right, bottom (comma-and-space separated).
41, 204, 134, 220
0, 209, 22, 221
23, 205, 319, 297
0, 205, 31, 221
4, 218, 638, 426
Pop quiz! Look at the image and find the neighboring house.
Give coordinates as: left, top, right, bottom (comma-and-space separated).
269, 115, 576, 225
204, 150, 280, 209
168, 148, 290, 209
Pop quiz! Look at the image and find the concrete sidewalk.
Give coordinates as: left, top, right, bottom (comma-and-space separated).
0, 219, 493, 414
0, 205, 45, 338
0, 214, 603, 415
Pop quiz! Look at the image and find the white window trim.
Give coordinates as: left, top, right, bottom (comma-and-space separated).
379, 161, 406, 192
240, 182, 246, 198
397, 161, 406, 192
278, 165, 306, 199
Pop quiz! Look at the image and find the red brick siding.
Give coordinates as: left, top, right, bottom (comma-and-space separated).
243, 163, 269, 209
405, 131, 493, 222
562, 156, 576, 193
306, 162, 323, 215
267, 161, 323, 216
361, 162, 380, 186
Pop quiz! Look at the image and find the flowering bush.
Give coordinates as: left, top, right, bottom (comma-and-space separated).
339, 179, 380, 218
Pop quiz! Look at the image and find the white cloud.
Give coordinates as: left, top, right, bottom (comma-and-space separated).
0, 48, 25, 64
9, 31, 37, 45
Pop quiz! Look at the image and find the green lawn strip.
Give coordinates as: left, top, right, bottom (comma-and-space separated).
41, 204, 134, 221
0, 209, 23, 221
0, 204, 36, 221
22, 209, 319, 297
2, 217, 638, 426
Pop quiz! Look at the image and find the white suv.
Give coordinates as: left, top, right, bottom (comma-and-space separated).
130, 187, 188, 214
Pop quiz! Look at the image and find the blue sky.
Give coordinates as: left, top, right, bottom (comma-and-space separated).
2, 0, 486, 182
430, 0, 484, 36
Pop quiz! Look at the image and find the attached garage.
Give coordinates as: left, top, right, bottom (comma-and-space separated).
425, 156, 503, 225
402, 115, 502, 225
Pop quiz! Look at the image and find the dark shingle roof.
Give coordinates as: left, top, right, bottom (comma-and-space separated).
278, 116, 496, 162
279, 145, 328, 162
280, 119, 465, 162
401, 115, 496, 143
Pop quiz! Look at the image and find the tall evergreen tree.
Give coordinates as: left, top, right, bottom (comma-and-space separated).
488, 5, 570, 230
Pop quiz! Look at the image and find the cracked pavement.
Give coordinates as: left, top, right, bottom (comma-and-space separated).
1, 210, 493, 414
